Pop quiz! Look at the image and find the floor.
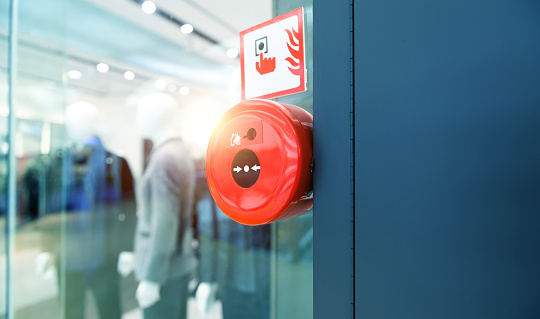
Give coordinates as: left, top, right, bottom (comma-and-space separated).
0, 214, 223, 319
0, 198, 313, 319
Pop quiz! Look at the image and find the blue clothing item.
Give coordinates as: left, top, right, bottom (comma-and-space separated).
64, 136, 107, 272
39, 136, 134, 272
66, 136, 107, 210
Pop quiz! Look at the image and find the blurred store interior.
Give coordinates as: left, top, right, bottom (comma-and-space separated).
0, 0, 314, 318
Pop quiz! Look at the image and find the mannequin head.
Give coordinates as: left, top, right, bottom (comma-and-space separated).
65, 101, 99, 143
137, 92, 181, 147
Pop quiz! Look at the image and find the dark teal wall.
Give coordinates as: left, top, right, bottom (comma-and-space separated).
313, 0, 354, 318
354, 0, 540, 318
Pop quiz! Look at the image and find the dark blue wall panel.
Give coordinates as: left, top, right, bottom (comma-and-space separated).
313, 0, 353, 318
354, 0, 540, 318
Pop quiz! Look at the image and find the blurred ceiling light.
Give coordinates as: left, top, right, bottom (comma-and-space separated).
96, 63, 109, 73
180, 86, 190, 95
124, 71, 135, 80
141, 1, 156, 14
181, 24, 194, 34
1, 142, 8, 155
227, 48, 239, 59
155, 79, 167, 89
168, 83, 177, 92
67, 70, 82, 80
40, 123, 51, 155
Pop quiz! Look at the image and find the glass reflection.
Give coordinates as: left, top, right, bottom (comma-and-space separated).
3, 0, 314, 318
196, 193, 271, 319
128, 93, 197, 319
27, 102, 136, 319
0, 112, 6, 319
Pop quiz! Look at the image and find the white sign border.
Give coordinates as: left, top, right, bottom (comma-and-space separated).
240, 7, 306, 100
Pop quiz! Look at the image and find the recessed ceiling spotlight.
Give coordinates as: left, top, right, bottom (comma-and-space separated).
141, 1, 156, 14
67, 70, 82, 80
155, 80, 167, 89
227, 48, 239, 59
96, 63, 109, 73
179, 86, 190, 95
124, 71, 135, 80
181, 24, 194, 34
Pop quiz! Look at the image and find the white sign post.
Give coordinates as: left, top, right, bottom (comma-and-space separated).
240, 7, 306, 100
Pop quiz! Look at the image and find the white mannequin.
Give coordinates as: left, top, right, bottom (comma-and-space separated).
118, 92, 182, 309
35, 101, 100, 279
65, 101, 100, 147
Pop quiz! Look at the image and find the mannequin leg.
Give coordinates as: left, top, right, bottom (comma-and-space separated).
64, 271, 86, 319
220, 287, 270, 319
143, 274, 190, 319
91, 264, 122, 319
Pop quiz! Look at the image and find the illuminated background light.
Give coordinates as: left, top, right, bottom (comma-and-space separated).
226, 48, 239, 59
67, 70, 82, 80
179, 97, 228, 158
180, 24, 193, 34
96, 63, 109, 73
124, 71, 135, 80
155, 79, 167, 89
179, 86, 190, 95
141, 1, 156, 14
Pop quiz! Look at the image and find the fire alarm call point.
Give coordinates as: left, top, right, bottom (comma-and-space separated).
206, 99, 313, 225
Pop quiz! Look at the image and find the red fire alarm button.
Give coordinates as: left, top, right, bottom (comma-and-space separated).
206, 99, 313, 225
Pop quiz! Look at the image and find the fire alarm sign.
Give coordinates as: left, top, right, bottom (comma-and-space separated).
240, 7, 306, 100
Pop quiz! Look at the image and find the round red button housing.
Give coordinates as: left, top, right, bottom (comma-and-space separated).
206, 99, 313, 225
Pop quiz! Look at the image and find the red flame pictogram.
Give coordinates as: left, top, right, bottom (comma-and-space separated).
285, 27, 302, 76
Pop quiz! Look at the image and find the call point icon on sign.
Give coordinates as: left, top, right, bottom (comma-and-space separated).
255, 36, 268, 56
240, 7, 306, 100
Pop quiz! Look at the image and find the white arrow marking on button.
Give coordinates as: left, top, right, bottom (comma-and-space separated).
252, 165, 261, 172
233, 166, 242, 173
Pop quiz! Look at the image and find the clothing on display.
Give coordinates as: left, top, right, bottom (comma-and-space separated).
38, 136, 135, 319
134, 137, 197, 319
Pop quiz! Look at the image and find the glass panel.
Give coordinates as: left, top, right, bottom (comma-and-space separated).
4, 0, 313, 318
0, 130, 6, 319
0, 2, 8, 316
272, 1, 314, 318
2, 0, 69, 318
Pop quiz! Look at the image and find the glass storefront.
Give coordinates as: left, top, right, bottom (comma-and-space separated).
1, 4, 8, 316
1, 0, 313, 318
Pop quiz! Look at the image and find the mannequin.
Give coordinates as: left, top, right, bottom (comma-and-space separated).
118, 92, 197, 319
36, 101, 134, 319
36, 101, 104, 278
65, 101, 100, 147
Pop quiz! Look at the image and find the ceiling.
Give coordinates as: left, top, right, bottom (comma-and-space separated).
0, 0, 306, 165
0, 0, 273, 119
